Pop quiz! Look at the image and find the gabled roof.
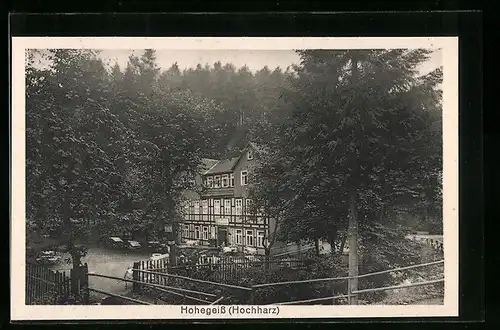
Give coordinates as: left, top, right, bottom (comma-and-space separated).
200, 158, 219, 172
202, 142, 267, 176
247, 141, 266, 155
204, 157, 240, 175
229, 141, 267, 171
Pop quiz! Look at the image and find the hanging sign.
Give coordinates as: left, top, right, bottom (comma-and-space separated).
215, 218, 229, 226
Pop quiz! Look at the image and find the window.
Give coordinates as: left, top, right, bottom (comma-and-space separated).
206, 176, 213, 188
235, 199, 242, 215
246, 230, 254, 246
229, 173, 235, 187
256, 206, 264, 216
189, 225, 194, 239
235, 230, 242, 245
222, 174, 229, 187
211, 226, 216, 239
241, 170, 248, 186
195, 226, 200, 239
214, 200, 221, 215
224, 199, 231, 216
183, 225, 189, 238
247, 150, 253, 160
203, 227, 209, 240
194, 201, 200, 220
257, 231, 265, 247
246, 199, 252, 213
202, 200, 208, 215
214, 175, 221, 188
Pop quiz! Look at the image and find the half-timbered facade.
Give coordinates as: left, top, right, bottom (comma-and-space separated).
180, 142, 274, 254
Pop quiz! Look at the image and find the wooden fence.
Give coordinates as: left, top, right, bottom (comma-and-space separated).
26, 262, 71, 304
138, 255, 305, 284
134, 258, 170, 287
130, 265, 252, 304
26, 262, 89, 305
86, 257, 444, 306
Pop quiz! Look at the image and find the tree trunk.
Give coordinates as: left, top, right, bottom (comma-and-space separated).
315, 238, 320, 257
339, 234, 346, 256
347, 55, 361, 305
328, 230, 337, 255
348, 188, 359, 305
62, 192, 79, 268
264, 247, 271, 280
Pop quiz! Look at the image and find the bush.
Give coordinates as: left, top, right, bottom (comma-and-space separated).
29, 286, 89, 305
138, 240, 444, 305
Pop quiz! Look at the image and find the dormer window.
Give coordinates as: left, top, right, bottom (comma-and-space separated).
229, 173, 235, 187
214, 175, 221, 188
206, 176, 213, 188
222, 174, 229, 188
247, 149, 253, 160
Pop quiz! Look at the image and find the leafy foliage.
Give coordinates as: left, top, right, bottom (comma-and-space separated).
26, 49, 239, 263
250, 49, 443, 255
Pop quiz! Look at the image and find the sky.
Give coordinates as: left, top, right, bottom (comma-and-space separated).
97, 49, 442, 75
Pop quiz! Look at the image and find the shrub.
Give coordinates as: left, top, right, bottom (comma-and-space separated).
29, 286, 89, 305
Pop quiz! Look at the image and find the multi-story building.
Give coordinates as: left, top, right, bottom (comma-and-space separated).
180, 142, 275, 254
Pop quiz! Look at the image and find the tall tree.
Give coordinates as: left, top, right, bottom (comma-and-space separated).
261, 49, 442, 302
26, 49, 228, 264
26, 49, 142, 265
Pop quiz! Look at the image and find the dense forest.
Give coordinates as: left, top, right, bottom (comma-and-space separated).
26, 49, 443, 268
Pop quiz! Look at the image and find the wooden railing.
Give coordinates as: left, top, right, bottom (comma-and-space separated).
249, 259, 445, 305
85, 258, 444, 306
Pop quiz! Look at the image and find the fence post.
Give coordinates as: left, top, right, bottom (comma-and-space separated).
70, 264, 88, 303
249, 287, 255, 305
132, 262, 140, 294
347, 275, 360, 305
70, 267, 78, 299
82, 263, 89, 304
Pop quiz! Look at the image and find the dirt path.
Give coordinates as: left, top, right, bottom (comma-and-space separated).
49, 246, 151, 294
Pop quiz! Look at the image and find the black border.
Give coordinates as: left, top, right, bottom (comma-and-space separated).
8, 12, 483, 326
5, 1, 485, 13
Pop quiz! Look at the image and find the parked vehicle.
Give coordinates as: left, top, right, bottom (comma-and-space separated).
244, 246, 258, 255
147, 241, 160, 249
126, 240, 142, 250
35, 250, 62, 265
222, 245, 237, 254
185, 240, 198, 247
107, 237, 125, 249
150, 253, 169, 261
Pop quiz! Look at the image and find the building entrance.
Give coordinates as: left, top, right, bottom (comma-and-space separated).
217, 227, 228, 246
